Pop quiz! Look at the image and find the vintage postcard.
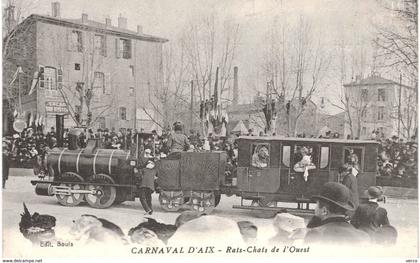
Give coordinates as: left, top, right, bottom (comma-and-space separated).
1, 0, 419, 262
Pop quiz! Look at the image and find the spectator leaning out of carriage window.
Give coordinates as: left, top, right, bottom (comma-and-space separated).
251, 145, 269, 168
167, 122, 190, 159
351, 186, 396, 245
346, 148, 360, 177
304, 182, 370, 245
293, 147, 316, 182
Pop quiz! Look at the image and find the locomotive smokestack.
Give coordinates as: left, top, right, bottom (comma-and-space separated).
233, 66, 239, 105
56, 114, 64, 147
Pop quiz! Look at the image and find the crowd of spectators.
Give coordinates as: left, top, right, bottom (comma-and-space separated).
376, 135, 417, 179
3, 124, 417, 181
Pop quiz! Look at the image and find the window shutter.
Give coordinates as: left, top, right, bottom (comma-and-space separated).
105, 73, 111, 94
39, 65, 45, 88
66, 29, 72, 51
57, 67, 63, 89
115, 38, 120, 58
103, 36, 107, 57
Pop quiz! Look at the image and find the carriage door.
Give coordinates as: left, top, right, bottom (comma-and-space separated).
309, 144, 331, 197
279, 144, 293, 194
247, 143, 280, 193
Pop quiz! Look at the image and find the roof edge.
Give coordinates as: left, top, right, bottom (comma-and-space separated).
24, 14, 169, 43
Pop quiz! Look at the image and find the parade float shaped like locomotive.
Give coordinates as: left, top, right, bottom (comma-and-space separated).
31, 129, 379, 215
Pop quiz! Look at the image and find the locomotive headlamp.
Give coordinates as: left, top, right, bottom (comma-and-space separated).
130, 160, 136, 166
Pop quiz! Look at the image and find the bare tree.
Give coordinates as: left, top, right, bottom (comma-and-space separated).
262, 16, 330, 136
374, 0, 417, 82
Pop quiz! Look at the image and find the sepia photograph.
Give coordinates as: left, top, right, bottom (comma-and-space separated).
1, 0, 419, 261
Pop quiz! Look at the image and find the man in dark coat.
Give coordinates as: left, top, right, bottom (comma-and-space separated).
340, 165, 359, 207
304, 182, 369, 245
3, 139, 11, 189
351, 186, 395, 244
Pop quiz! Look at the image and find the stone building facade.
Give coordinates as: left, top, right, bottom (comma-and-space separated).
3, 3, 167, 134
343, 74, 417, 139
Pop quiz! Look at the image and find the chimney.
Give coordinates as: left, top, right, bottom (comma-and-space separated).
82, 13, 88, 23
233, 66, 239, 105
105, 17, 111, 27
51, 2, 60, 18
137, 25, 143, 34
118, 14, 127, 29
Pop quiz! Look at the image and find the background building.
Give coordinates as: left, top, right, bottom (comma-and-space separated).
3, 2, 167, 134
343, 74, 417, 139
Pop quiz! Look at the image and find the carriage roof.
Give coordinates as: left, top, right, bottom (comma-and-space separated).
237, 136, 379, 145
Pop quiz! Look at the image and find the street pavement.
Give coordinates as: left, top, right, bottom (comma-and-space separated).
2, 168, 419, 258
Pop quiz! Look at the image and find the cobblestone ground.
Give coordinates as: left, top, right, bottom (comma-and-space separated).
2, 168, 419, 258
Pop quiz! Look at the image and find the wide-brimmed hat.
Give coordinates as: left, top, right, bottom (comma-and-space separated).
312, 182, 355, 211
364, 186, 384, 200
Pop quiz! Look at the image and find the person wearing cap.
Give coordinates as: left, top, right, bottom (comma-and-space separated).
351, 186, 394, 244
167, 122, 190, 159
340, 164, 359, 208
135, 148, 156, 215
304, 182, 369, 245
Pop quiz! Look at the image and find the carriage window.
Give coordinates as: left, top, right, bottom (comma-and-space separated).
344, 147, 363, 171
282, 146, 291, 167
251, 144, 270, 168
293, 145, 317, 173
320, 146, 329, 169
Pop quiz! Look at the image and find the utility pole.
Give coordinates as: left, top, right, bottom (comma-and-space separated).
398, 73, 402, 138
190, 80, 194, 131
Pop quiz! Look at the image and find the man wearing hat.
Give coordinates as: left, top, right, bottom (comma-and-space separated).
304, 182, 369, 245
351, 186, 392, 243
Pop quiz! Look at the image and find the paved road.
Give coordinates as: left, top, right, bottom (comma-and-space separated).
2, 168, 419, 258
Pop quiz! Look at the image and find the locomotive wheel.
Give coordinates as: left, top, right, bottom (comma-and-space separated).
190, 191, 216, 214
159, 191, 184, 212
55, 172, 85, 207
85, 174, 117, 209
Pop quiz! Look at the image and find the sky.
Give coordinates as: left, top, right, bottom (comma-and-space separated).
7, 0, 401, 114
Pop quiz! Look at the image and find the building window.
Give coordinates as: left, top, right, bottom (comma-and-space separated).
75, 63, 80, 70
44, 67, 57, 90
98, 117, 106, 129
94, 34, 106, 56
361, 89, 368, 101
70, 30, 83, 52
93, 72, 105, 94
378, 88, 386, 101
117, 38, 131, 59
119, 107, 127, 120
377, 106, 385, 121
129, 65, 134, 77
